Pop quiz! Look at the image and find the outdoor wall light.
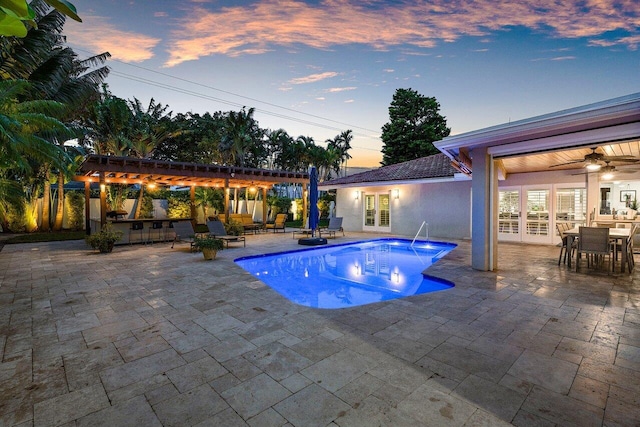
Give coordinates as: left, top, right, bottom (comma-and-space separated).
99, 183, 106, 192
354, 190, 360, 200
393, 189, 400, 199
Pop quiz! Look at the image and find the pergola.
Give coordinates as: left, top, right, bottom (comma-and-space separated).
74, 155, 310, 232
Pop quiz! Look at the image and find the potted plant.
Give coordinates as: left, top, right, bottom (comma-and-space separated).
193, 235, 224, 260
85, 223, 123, 253
628, 199, 639, 219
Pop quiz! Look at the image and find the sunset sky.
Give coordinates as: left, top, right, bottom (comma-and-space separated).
65, 0, 639, 167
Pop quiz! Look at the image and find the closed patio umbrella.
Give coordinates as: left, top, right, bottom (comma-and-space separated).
309, 166, 319, 236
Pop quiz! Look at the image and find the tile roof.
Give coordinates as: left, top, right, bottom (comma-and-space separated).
321, 153, 457, 186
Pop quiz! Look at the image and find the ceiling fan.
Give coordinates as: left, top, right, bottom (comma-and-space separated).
549, 147, 639, 170
571, 161, 640, 178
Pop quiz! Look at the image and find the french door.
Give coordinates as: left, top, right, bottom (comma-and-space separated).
498, 188, 521, 242
498, 185, 585, 244
523, 186, 552, 244
363, 192, 391, 232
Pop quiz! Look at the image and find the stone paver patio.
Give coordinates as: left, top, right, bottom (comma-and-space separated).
0, 231, 639, 426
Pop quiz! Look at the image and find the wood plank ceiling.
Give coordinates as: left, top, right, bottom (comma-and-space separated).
499, 139, 640, 175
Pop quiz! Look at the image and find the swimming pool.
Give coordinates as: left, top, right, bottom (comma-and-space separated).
234, 238, 456, 309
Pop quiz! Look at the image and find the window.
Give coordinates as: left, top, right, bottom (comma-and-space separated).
556, 188, 586, 227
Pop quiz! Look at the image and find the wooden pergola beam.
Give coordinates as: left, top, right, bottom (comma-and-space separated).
76, 155, 310, 231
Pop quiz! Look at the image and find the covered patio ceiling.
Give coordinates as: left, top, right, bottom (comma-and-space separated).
74, 155, 310, 188
437, 92, 640, 178
500, 139, 640, 175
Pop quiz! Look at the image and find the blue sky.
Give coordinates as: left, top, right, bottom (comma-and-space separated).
65, 0, 639, 166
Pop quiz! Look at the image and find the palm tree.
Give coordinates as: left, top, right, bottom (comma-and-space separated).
326, 130, 353, 178
219, 107, 265, 167
1, 1, 109, 231
337, 130, 353, 177
194, 187, 224, 220
127, 98, 177, 218
0, 79, 70, 231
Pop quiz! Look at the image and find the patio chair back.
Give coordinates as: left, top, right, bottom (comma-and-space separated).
577, 226, 613, 271
207, 220, 228, 236
327, 217, 343, 231
556, 222, 573, 265
266, 213, 287, 233
171, 221, 197, 250
578, 226, 610, 253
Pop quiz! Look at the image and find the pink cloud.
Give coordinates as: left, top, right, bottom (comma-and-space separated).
164, 0, 640, 66
288, 72, 339, 85
326, 87, 357, 93
65, 16, 160, 62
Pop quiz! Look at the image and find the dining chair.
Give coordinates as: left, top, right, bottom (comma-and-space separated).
556, 222, 575, 265
576, 226, 613, 272
623, 224, 638, 273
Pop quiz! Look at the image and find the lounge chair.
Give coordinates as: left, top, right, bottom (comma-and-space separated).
171, 221, 199, 251
229, 213, 262, 234
320, 217, 344, 239
293, 218, 313, 239
265, 213, 287, 233
206, 220, 246, 248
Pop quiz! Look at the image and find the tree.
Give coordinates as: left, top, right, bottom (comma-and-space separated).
219, 107, 265, 168
326, 129, 352, 178
127, 97, 176, 219
0, 0, 81, 37
0, 79, 71, 231
380, 88, 450, 166
2, 2, 110, 230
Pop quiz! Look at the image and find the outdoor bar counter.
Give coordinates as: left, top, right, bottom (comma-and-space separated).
90, 218, 193, 245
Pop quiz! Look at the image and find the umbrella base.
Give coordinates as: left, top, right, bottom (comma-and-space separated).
298, 237, 327, 246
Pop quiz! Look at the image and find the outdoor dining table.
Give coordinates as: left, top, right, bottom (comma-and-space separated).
564, 226, 632, 273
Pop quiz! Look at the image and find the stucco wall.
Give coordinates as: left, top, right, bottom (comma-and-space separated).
502, 169, 585, 186
335, 179, 472, 240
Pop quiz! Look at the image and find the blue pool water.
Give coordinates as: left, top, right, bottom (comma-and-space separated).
234, 238, 456, 309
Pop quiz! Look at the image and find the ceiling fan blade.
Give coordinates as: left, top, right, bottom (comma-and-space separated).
602, 157, 640, 163
549, 160, 585, 168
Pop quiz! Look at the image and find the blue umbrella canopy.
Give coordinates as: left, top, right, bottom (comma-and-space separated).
309, 166, 319, 235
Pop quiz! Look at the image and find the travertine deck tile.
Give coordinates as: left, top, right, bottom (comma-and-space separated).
1, 234, 639, 426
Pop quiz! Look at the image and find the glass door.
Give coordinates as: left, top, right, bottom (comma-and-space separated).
363, 192, 391, 232
523, 186, 552, 244
364, 194, 376, 227
498, 189, 521, 242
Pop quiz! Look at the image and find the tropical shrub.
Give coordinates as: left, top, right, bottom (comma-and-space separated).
167, 192, 191, 218
139, 192, 154, 218
67, 191, 84, 231
272, 197, 292, 215
225, 220, 244, 236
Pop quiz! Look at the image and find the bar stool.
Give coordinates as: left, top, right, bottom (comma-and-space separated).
166, 221, 176, 242
148, 221, 165, 243
129, 221, 145, 244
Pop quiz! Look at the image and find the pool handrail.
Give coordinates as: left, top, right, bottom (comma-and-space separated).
411, 221, 429, 247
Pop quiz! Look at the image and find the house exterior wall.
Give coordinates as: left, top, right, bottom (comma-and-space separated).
335, 180, 472, 240
333, 169, 591, 242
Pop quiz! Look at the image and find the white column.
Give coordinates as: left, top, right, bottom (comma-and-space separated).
471, 146, 498, 271
586, 172, 599, 224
